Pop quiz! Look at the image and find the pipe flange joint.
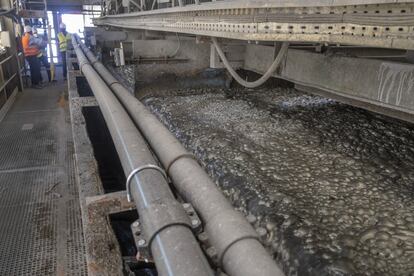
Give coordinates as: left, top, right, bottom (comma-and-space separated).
90, 59, 99, 66
108, 80, 120, 87
165, 153, 196, 176
79, 60, 90, 73
140, 201, 192, 249
126, 164, 168, 202
205, 210, 259, 267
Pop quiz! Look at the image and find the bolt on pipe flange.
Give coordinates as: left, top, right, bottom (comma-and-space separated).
139, 201, 193, 248
205, 209, 259, 267
131, 220, 152, 262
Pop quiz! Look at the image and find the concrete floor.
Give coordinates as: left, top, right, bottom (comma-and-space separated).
0, 80, 86, 275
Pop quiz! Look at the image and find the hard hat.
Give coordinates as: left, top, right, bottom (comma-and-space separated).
24, 25, 32, 33
59, 23, 66, 29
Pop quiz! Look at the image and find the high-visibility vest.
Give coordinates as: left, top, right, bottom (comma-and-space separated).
22, 33, 40, 57
58, 32, 71, 52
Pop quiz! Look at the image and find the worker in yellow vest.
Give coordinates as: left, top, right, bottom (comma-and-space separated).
22, 25, 42, 89
57, 23, 71, 80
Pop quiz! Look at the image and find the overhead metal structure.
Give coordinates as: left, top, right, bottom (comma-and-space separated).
95, 0, 414, 50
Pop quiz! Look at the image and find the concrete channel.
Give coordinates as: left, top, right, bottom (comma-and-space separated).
115, 66, 414, 275
66, 39, 414, 275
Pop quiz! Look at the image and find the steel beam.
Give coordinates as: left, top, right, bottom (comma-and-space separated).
100, 0, 414, 14
243, 44, 414, 122
95, 1, 414, 50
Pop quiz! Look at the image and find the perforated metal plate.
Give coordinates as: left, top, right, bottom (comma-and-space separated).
96, 2, 414, 50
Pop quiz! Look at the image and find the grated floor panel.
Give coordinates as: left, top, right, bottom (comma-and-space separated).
0, 83, 87, 275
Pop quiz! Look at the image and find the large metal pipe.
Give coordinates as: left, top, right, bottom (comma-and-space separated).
72, 35, 213, 276
76, 37, 285, 276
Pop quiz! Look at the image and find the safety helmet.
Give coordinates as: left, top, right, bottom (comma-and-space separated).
24, 25, 32, 33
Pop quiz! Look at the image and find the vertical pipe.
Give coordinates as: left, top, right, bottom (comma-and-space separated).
52, 11, 60, 63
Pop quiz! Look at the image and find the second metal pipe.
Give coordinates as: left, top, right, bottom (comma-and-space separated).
73, 35, 213, 276
78, 38, 285, 276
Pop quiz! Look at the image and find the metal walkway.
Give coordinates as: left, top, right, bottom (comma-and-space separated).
0, 83, 87, 275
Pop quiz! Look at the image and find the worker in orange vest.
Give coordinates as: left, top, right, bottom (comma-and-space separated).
22, 25, 42, 89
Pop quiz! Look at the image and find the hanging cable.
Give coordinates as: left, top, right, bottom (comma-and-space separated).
167, 32, 181, 58
211, 37, 289, 88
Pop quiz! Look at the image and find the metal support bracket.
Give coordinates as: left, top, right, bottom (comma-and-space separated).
130, 220, 152, 262
182, 202, 203, 234
126, 164, 168, 202
131, 202, 203, 261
